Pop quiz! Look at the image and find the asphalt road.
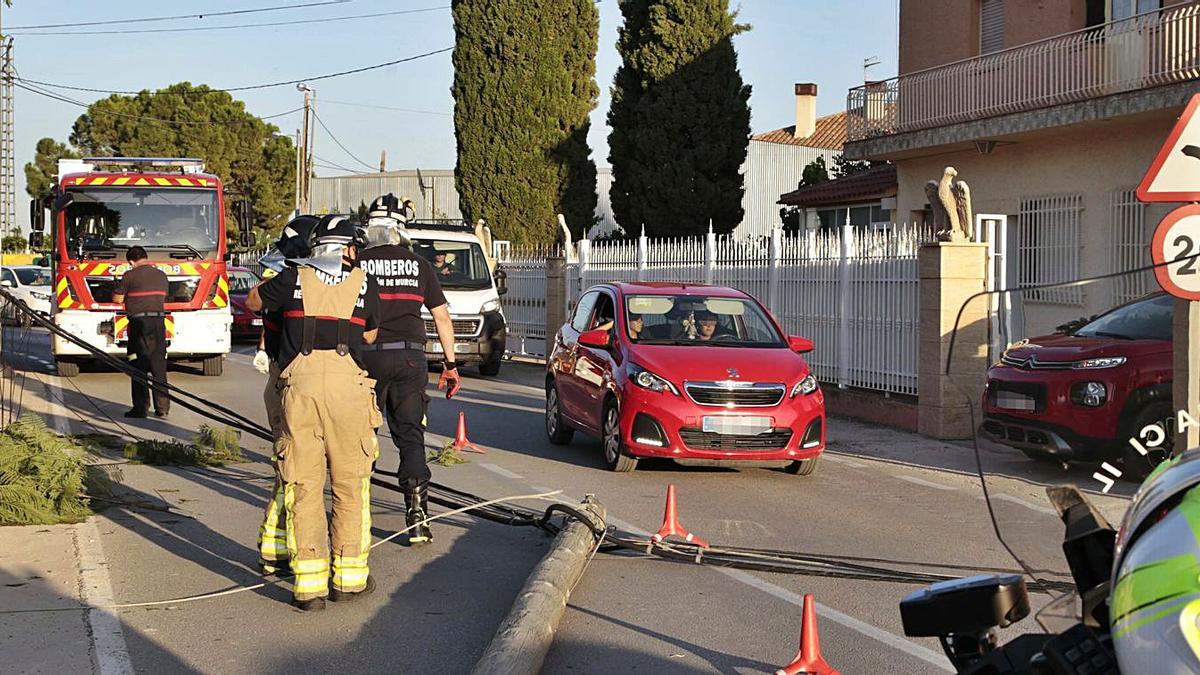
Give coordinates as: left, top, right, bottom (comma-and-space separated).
5, 329, 1135, 674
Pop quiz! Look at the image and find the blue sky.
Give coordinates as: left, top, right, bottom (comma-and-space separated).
9, 0, 898, 229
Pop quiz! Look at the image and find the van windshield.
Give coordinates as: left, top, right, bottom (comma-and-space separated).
412, 239, 492, 290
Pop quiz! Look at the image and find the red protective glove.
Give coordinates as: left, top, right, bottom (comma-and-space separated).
438, 362, 461, 399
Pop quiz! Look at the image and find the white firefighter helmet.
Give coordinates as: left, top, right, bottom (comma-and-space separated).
288, 215, 357, 277
1110, 447, 1200, 674
364, 193, 413, 248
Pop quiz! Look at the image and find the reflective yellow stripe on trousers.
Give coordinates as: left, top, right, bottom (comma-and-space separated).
331, 476, 373, 591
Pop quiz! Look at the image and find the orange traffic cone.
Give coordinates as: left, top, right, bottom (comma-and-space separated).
453, 411, 486, 454
650, 484, 708, 548
775, 594, 838, 675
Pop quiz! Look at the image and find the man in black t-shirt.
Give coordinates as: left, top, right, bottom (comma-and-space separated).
112, 246, 170, 418
246, 215, 383, 611
358, 193, 461, 545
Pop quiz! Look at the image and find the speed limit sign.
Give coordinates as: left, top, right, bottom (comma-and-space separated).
1151, 204, 1200, 300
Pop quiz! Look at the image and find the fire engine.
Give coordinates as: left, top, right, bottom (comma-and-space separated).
28, 157, 256, 377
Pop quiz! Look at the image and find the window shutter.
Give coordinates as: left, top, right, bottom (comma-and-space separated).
980, 0, 1006, 54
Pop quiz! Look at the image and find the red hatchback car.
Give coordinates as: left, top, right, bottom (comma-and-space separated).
227, 266, 263, 341
545, 282, 826, 474
981, 292, 1174, 478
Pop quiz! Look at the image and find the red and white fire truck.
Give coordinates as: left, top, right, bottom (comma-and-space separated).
28, 157, 255, 377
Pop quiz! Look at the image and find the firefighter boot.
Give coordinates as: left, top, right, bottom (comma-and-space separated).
404, 480, 433, 545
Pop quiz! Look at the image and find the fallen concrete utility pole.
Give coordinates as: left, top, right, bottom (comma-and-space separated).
471, 495, 606, 675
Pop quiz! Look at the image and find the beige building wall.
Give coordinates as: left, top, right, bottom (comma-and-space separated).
893, 113, 1177, 338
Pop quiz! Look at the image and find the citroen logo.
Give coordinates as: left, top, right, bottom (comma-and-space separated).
727, 368, 740, 379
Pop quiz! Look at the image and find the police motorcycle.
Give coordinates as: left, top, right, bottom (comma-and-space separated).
900, 444, 1200, 674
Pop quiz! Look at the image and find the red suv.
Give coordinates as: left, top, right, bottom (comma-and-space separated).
981, 292, 1173, 478
545, 282, 826, 474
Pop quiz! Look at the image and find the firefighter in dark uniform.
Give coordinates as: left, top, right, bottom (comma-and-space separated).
359, 194, 461, 545
246, 215, 383, 611
112, 245, 170, 418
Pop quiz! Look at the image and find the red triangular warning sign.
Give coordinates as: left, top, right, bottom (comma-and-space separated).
1138, 93, 1200, 203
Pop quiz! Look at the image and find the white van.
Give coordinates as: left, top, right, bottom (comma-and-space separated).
406, 221, 507, 376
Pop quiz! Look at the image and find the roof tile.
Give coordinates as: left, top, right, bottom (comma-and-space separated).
751, 112, 847, 150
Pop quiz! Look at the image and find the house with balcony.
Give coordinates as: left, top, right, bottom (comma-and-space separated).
843, 0, 1200, 337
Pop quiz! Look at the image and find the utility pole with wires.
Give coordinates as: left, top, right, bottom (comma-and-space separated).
297, 83, 315, 213
293, 128, 302, 217
0, 37, 13, 243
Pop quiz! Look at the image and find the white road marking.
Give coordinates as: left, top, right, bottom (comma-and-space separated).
474, 466, 952, 669
895, 475, 957, 491
478, 463, 523, 480
823, 454, 868, 469
985, 493, 1058, 516
452, 395, 542, 415
75, 519, 134, 675
719, 568, 954, 672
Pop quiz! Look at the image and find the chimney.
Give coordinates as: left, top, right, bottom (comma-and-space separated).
794, 83, 818, 139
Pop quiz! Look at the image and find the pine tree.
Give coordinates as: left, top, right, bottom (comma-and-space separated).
608, 0, 751, 237
451, 0, 599, 245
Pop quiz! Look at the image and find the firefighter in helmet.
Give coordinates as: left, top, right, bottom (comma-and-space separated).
246, 214, 383, 611
359, 193, 461, 545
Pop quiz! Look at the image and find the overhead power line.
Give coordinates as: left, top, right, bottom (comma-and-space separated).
311, 110, 376, 172
5, 1, 353, 30
14, 81, 302, 126
14, 46, 453, 94
322, 99, 451, 118
8, 6, 450, 36
312, 154, 362, 175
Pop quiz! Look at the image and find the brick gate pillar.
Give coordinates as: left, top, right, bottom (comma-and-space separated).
918, 243, 989, 439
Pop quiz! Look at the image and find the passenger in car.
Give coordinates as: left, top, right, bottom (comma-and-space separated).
627, 313, 643, 340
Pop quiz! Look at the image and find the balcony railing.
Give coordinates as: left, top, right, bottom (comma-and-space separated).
846, 3, 1200, 142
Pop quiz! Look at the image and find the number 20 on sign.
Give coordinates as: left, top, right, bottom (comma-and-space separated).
1151, 204, 1200, 300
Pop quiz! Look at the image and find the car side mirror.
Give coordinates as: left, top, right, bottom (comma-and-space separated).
494, 268, 508, 296
788, 335, 815, 353
29, 199, 45, 232
1, 279, 13, 288
578, 328, 611, 349
239, 231, 257, 249
28, 232, 44, 250
236, 200, 254, 233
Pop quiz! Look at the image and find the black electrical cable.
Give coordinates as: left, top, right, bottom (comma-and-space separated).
9, 6, 449, 36
15, 46, 453, 94
6, 1, 355, 30
311, 110, 377, 172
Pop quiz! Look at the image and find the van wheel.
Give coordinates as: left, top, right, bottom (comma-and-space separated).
201, 355, 223, 377
785, 457, 819, 476
602, 400, 637, 473
545, 381, 574, 445
1121, 401, 1174, 482
55, 358, 80, 378
479, 357, 502, 377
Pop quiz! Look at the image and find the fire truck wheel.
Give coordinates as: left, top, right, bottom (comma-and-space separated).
201, 355, 223, 377
55, 358, 80, 378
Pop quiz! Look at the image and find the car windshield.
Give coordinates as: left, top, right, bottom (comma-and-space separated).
1074, 293, 1173, 341
625, 294, 784, 347
412, 238, 491, 290
227, 269, 259, 294
63, 187, 220, 257
14, 268, 51, 286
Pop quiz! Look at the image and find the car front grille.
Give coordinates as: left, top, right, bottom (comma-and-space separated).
85, 277, 197, 304
425, 317, 482, 337
1000, 354, 1072, 370
684, 381, 786, 407
678, 427, 793, 451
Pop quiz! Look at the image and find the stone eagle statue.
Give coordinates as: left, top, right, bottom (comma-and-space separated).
926, 166, 973, 242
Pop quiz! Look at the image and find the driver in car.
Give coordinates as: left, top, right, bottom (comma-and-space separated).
432, 251, 453, 276
694, 310, 723, 341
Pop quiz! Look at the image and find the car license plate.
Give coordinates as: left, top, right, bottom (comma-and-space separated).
996, 392, 1036, 411
702, 416, 772, 435
251, 318, 263, 326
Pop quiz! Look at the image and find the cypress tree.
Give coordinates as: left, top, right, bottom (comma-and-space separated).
608, 0, 751, 237
451, 0, 599, 246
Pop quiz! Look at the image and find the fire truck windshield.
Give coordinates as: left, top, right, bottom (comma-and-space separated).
63, 187, 220, 258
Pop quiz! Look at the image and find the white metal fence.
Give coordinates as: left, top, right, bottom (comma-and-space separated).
505, 225, 933, 396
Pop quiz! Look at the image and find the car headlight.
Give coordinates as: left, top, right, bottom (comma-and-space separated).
791, 375, 819, 397
1072, 357, 1126, 369
29, 291, 50, 302
629, 363, 678, 395
480, 298, 501, 313
1070, 381, 1108, 407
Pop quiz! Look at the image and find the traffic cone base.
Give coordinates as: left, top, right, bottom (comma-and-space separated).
650, 484, 709, 548
774, 594, 838, 675
453, 411, 486, 454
